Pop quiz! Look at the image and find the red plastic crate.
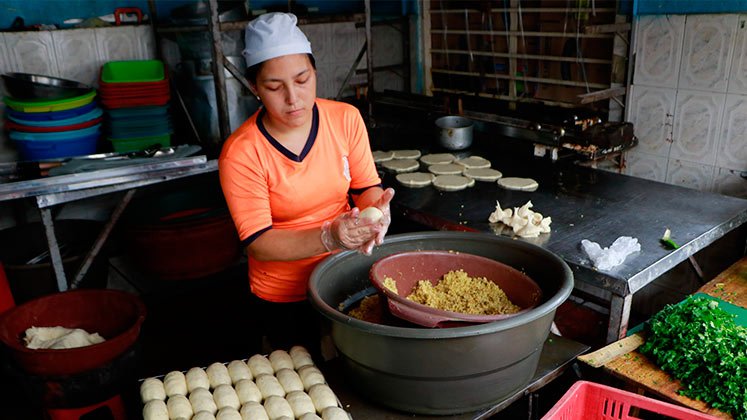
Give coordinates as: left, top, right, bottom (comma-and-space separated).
542, 381, 719, 420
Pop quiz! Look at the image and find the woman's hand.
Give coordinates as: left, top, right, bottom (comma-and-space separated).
321, 188, 395, 255
355, 187, 395, 255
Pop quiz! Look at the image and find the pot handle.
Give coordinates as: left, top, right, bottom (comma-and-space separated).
387, 298, 459, 328
114, 7, 143, 25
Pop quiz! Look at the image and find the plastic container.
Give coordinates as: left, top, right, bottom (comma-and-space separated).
101, 60, 165, 83
541, 381, 717, 420
3, 91, 96, 113
5, 101, 98, 121
109, 133, 171, 153
6, 117, 102, 133
100, 94, 170, 109
106, 105, 169, 119
6, 107, 103, 127
13, 133, 99, 160
9, 124, 101, 141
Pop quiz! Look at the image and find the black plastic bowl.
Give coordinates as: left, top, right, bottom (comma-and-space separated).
2, 73, 93, 101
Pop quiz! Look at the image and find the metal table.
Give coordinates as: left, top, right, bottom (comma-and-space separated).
324, 333, 589, 419
381, 136, 747, 344
0, 156, 218, 292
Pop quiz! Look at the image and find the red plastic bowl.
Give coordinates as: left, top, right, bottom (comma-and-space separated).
370, 250, 542, 327
4, 116, 103, 133
0, 289, 146, 376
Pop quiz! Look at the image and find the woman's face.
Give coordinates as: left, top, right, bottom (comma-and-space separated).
254, 53, 317, 130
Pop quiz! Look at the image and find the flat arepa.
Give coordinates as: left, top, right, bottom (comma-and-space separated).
372, 150, 394, 163
464, 167, 503, 181
455, 156, 491, 169
392, 149, 422, 159
396, 172, 435, 188
420, 153, 455, 165
428, 163, 464, 175
433, 175, 472, 191
497, 177, 539, 191
381, 158, 420, 173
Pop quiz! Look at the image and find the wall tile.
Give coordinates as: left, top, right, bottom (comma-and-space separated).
633, 15, 685, 89
52, 29, 101, 87
4, 31, 59, 76
627, 85, 676, 157
331, 22, 364, 65
716, 93, 747, 171
372, 24, 403, 68
134, 25, 157, 59
94, 26, 142, 64
665, 159, 715, 191
679, 14, 737, 92
0, 34, 10, 96
727, 15, 747, 94
712, 167, 747, 198
300, 23, 331, 63
670, 90, 725, 165
623, 150, 668, 182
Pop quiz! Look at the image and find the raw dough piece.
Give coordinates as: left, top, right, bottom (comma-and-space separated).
289, 346, 314, 370
186, 367, 210, 393
140, 377, 166, 403
420, 153, 455, 165
322, 406, 350, 420
381, 158, 419, 173
235, 379, 262, 405
189, 387, 217, 415
391, 149, 421, 159
269, 349, 294, 372
214, 384, 240, 410
163, 371, 188, 397
207, 362, 232, 389
263, 395, 294, 420
24, 326, 104, 349
463, 167, 503, 182
285, 390, 316, 417
248, 354, 274, 377
497, 177, 539, 192
299, 413, 323, 420
193, 411, 217, 420
372, 150, 394, 163
395, 172, 433, 188
308, 384, 338, 413
488, 200, 551, 238
216, 407, 242, 420
455, 156, 491, 169
359, 206, 383, 222
275, 368, 304, 393
227, 360, 253, 384
167, 394, 193, 419
427, 163, 464, 175
240, 401, 269, 420
298, 365, 326, 390
433, 175, 471, 191
143, 399, 169, 420
256, 374, 286, 399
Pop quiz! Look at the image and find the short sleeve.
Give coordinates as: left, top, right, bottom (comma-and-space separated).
344, 107, 381, 190
219, 150, 273, 244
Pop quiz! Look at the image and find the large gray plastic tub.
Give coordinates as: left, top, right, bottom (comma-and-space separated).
308, 231, 573, 415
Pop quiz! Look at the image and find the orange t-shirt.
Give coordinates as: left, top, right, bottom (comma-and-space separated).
219, 99, 381, 302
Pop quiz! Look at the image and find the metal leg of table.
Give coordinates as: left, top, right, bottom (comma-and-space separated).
607, 293, 633, 343
38, 203, 68, 292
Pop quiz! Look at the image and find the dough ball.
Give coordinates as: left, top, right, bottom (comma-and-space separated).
240, 401, 269, 420
285, 390, 315, 417
207, 362, 232, 389
298, 365, 326, 390
263, 395, 294, 420
163, 371, 188, 397
213, 384, 240, 410
193, 411, 217, 420
289, 347, 314, 370
186, 367, 210, 393
166, 394, 193, 419
256, 374, 286, 399
189, 387, 217, 415
359, 207, 383, 222
227, 360, 253, 384
140, 377, 166, 403
235, 379, 262, 405
143, 399, 168, 420
268, 349, 294, 372
308, 384, 337, 413
299, 413, 323, 420
322, 406, 349, 420
275, 368, 304, 393
248, 354, 274, 377
216, 407, 242, 420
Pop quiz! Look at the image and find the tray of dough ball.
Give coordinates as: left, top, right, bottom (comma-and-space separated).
139, 345, 351, 420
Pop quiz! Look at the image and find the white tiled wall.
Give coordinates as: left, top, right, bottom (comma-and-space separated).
627, 14, 747, 198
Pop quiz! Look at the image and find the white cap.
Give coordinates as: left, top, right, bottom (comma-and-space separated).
242, 12, 312, 68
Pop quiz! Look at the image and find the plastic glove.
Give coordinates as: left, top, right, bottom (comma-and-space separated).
357, 188, 395, 255
320, 207, 378, 253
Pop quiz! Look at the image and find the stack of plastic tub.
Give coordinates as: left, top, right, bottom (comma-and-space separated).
99, 60, 172, 153
3, 92, 102, 160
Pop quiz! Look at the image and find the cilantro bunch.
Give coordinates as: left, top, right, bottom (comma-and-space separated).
639, 296, 747, 419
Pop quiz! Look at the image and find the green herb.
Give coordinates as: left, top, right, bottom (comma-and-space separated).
660, 228, 680, 249
639, 296, 747, 418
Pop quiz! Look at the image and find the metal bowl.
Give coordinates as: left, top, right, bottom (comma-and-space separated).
309, 231, 573, 415
2, 73, 93, 101
435, 115, 473, 150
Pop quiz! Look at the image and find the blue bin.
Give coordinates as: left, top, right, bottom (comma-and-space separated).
13, 133, 99, 160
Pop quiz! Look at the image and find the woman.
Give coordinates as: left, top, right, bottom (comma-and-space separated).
219, 13, 394, 357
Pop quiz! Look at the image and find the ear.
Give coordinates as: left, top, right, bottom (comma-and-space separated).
248, 83, 259, 98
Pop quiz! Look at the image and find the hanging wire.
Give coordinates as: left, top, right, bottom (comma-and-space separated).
517, 0, 531, 97
441, 3, 453, 90
576, 1, 591, 93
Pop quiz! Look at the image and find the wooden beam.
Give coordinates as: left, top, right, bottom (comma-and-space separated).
584, 22, 632, 34
577, 86, 627, 104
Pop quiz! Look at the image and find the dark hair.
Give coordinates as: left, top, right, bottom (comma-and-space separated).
246, 53, 316, 86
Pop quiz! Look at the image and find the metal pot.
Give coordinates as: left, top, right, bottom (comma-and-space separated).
435, 115, 473, 150
308, 231, 573, 415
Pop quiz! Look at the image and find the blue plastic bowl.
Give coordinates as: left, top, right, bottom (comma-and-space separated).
9, 124, 101, 141
4, 101, 99, 121
6, 107, 103, 127
13, 133, 99, 160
